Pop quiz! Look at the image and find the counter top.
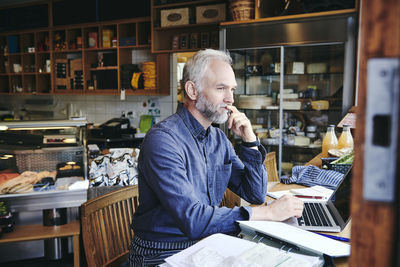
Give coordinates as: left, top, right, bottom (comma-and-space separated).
0, 189, 87, 212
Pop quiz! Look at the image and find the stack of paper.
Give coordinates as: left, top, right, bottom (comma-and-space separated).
238, 221, 351, 257
162, 233, 323, 267
267, 185, 333, 201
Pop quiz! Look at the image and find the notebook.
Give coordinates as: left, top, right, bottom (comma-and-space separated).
237, 220, 350, 258
284, 167, 353, 232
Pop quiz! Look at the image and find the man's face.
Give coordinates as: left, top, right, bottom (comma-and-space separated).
195, 59, 236, 124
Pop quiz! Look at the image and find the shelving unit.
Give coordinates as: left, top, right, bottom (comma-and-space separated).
221, 12, 357, 176
151, 0, 227, 53
0, 17, 170, 96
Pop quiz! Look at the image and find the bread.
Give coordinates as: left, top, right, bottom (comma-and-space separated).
0, 171, 56, 194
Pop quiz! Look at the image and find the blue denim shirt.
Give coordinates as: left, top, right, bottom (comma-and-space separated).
132, 106, 267, 242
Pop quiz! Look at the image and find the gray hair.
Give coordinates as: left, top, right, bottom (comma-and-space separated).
182, 49, 232, 95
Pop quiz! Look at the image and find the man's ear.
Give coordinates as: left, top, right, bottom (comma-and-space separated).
185, 81, 198, 101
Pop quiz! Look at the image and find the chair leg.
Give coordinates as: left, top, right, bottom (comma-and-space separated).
73, 234, 80, 267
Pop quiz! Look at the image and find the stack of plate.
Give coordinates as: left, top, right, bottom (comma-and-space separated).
236, 95, 272, 109
142, 62, 156, 90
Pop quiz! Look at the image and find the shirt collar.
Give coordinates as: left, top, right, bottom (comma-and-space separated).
177, 105, 209, 142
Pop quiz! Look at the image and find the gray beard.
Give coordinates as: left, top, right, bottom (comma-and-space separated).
195, 92, 228, 124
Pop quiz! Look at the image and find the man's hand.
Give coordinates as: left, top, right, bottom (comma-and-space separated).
250, 195, 304, 221
226, 106, 257, 142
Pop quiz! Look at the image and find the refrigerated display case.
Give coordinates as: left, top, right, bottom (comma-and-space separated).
0, 119, 88, 262
220, 13, 357, 176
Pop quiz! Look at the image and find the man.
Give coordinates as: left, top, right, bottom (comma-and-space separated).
129, 49, 303, 266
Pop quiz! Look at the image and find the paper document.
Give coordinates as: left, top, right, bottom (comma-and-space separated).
290, 185, 333, 198
267, 190, 291, 199
164, 233, 322, 267
267, 185, 333, 201
238, 221, 351, 257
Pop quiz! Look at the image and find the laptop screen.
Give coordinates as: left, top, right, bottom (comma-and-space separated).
330, 167, 352, 223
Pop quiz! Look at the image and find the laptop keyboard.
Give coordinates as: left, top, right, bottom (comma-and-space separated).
297, 202, 333, 227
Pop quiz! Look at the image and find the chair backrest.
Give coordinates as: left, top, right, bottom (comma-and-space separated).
81, 186, 139, 267
264, 151, 279, 182
220, 188, 241, 208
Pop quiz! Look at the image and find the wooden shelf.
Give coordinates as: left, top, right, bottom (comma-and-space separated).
153, 0, 220, 9
90, 66, 118, 71
83, 47, 117, 52
154, 22, 221, 31
119, 44, 151, 49
151, 0, 225, 53
153, 46, 219, 54
221, 9, 358, 27
0, 16, 170, 96
53, 49, 83, 53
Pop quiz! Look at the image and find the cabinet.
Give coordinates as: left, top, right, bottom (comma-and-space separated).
151, 0, 226, 53
221, 12, 357, 176
0, 17, 170, 96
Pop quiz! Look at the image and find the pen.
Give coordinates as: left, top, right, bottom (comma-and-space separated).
316, 233, 350, 242
294, 195, 324, 199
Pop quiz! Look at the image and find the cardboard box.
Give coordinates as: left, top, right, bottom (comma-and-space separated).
196, 4, 226, 24
88, 32, 98, 48
307, 63, 327, 74
161, 8, 189, 27
55, 59, 69, 89
287, 62, 304, 74
102, 29, 114, 48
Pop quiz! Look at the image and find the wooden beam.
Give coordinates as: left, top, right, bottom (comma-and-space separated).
350, 0, 400, 266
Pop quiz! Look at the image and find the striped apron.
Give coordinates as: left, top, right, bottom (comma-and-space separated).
129, 235, 198, 267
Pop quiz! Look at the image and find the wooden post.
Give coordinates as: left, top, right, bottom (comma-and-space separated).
350, 0, 400, 266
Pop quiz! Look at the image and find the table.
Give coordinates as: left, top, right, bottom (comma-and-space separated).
0, 221, 81, 267
0, 189, 87, 264
268, 182, 350, 267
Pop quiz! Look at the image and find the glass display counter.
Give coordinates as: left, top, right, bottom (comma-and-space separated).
0, 119, 88, 262
221, 13, 357, 176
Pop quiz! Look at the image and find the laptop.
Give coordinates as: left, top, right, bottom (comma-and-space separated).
284, 167, 353, 232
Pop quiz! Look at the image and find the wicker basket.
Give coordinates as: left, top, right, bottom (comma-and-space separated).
14, 147, 84, 172
230, 0, 254, 21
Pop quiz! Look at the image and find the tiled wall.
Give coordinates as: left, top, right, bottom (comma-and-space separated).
0, 92, 175, 127
0, 51, 178, 127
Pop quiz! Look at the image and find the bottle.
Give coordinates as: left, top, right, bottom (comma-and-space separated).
322, 125, 338, 157
338, 125, 354, 149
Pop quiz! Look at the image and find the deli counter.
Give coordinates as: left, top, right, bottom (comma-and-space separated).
0, 120, 88, 262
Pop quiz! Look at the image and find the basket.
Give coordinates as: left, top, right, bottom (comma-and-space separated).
230, 0, 254, 21
14, 147, 84, 173
330, 163, 352, 174
321, 157, 352, 174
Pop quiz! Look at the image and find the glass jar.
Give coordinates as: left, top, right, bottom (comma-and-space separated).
322, 125, 338, 157
338, 125, 354, 149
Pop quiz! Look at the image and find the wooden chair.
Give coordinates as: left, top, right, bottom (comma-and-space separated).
264, 151, 279, 182
81, 186, 139, 267
220, 188, 241, 208
220, 151, 280, 208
